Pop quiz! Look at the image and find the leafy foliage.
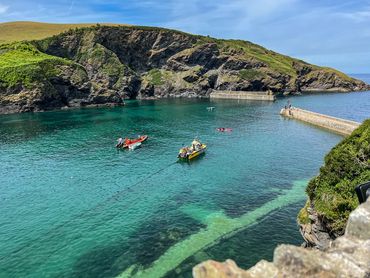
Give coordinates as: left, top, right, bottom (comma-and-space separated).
305, 120, 370, 234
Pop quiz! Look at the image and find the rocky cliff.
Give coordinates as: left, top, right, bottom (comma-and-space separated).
193, 197, 370, 278
298, 119, 370, 249
0, 25, 369, 114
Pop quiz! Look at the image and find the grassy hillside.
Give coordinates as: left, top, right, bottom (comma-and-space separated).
0, 22, 358, 81
299, 119, 370, 234
0, 42, 78, 88
0, 21, 127, 44
0, 24, 367, 114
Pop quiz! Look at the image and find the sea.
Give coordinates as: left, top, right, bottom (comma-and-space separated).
0, 74, 369, 277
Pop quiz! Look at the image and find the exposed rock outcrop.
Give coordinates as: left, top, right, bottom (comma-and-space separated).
1, 25, 369, 114
193, 198, 370, 278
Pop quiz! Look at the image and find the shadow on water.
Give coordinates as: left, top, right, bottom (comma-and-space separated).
164, 202, 303, 278
69, 211, 205, 278
211, 179, 291, 218
0, 107, 127, 144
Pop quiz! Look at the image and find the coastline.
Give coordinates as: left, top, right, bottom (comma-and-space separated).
1, 89, 370, 115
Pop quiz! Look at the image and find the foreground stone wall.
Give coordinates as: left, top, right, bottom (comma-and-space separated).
210, 90, 276, 101
193, 198, 370, 278
280, 107, 360, 136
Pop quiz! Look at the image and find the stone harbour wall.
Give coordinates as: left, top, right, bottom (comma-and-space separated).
280, 107, 360, 136
210, 90, 276, 101
193, 198, 370, 278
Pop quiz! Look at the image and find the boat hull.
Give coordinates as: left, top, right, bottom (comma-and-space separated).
118, 135, 148, 149
178, 144, 206, 161
129, 142, 141, 150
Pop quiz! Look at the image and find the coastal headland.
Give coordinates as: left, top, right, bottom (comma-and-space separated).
0, 22, 369, 114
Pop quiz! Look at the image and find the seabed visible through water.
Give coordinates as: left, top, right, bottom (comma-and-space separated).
0, 91, 369, 277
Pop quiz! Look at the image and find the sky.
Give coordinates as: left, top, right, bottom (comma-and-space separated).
0, 0, 369, 73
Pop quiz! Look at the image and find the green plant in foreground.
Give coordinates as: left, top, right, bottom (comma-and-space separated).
301, 119, 370, 234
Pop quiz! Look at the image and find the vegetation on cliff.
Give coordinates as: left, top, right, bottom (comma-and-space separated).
299, 119, 370, 234
0, 42, 90, 113
0, 42, 74, 88
0, 23, 369, 113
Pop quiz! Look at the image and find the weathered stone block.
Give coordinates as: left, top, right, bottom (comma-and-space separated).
345, 199, 370, 241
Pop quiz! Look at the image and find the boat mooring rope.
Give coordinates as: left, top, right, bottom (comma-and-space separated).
0, 161, 178, 262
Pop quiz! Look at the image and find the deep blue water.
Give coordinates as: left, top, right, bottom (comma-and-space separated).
0, 89, 369, 277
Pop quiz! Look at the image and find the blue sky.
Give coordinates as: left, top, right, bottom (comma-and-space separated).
0, 0, 369, 73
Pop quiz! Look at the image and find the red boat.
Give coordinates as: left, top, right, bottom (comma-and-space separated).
117, 135, 148, 148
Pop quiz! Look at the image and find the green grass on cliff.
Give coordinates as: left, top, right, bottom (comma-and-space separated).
0, 21, 126, 44
194, 37, 303, 77
239, 69, 263, 80
147, 69, 164, 85
301, 119, 370, 234
0, 22, 361, 92
0, 42, 72, 88
222, 40, 299, 77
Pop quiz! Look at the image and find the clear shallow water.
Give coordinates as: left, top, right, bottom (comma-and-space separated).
0, 91, 369, 277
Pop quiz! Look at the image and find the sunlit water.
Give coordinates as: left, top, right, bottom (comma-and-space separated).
1, 86, 369, 277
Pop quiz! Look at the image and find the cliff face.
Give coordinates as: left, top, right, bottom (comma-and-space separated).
0, 43, 91, 114
298, 119, 370, 249
193, 197, 370, 278
0, 25, 369, 114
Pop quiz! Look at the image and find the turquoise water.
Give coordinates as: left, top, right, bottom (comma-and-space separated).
0, 91, 369, 277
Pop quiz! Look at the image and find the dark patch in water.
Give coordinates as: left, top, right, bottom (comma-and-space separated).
217, 191, 278, 218
211, 177, 290, 218
70, 211, 205, 278
164, 202, 303, 278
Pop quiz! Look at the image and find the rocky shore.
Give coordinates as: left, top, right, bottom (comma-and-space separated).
0, 25, 369, 114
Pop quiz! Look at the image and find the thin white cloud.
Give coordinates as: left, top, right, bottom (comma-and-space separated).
0, 4, 9, 14
339, 8, 370, 22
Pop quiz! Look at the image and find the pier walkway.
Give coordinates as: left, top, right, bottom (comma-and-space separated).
280, 107, 360, 136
